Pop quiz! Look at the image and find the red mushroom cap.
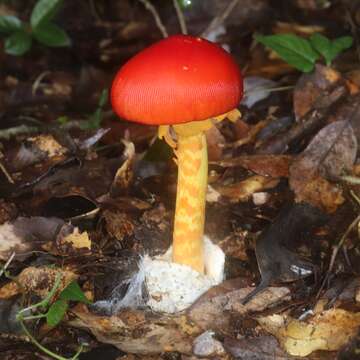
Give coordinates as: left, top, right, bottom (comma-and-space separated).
111, 34, 243, 125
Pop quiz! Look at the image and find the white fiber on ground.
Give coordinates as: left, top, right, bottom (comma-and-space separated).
97, 236, 225, 314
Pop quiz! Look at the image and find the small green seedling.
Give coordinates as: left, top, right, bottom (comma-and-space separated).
255, 32, 353, 73
0, 0, 70, 56
16, 273, 91, 360
81, 88, 109, 130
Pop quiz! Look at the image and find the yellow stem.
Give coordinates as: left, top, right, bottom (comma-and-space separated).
172, 132, 207, 273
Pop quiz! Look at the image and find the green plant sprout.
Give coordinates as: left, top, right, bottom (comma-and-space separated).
255, 32, 353, 73
0, 0, 70, 56
81, 88, 109, 130
16, 273, 91, 360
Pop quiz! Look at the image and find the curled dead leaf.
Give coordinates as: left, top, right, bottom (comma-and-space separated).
215, 175, 279, 202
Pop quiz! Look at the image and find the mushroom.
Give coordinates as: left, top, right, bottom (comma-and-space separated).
111, 34, 243, 312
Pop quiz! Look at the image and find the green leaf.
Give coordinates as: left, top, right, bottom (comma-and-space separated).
30, 0, 63, 29
59, 281, 91, 304
4, 31, 32, 56
46, 299, 68, 327
255, 33, 320, 73
0, 15, 22, 33
310, 34, 353, 66
330, 36, 353, 61
33, 22, 70, 47
309, 33, 332, 65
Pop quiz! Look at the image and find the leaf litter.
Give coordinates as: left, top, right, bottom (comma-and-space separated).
1, 1, 360, 359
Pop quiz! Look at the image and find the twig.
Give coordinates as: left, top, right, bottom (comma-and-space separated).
138, 0, 168, 38
201, 0, 240, 38
316, 190, 360, 300
0, 125, 39, 140
316, 212, 360, 299
172, 0, 187, 34
0, 161, 14, 184
32, 71, 51, 96
0, 252, 15, 278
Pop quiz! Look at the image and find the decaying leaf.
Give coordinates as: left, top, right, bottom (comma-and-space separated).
1, 267, 78, 299
290, 120, 357, 212
188, 278, 290, 332
103, 210, 135, 241
193, 330, 225, 357
71, 305, 194, 354
213, 154, 291, 178
258, 308, 360, 356
0, 216, 90, 260
59, 228, 91, 250
293, 64, 342, 120
224, 335, 289, 359
215, 175, 279, 202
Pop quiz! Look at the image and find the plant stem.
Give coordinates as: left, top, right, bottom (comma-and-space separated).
172, 132, 207, 273
19, 320, 83, 360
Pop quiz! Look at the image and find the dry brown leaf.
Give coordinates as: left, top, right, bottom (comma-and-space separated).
293, 65, 341, 120
224, 335, 289, 359
61, 228, 91, 249
188, 278, 290, 332
205, 125, 225, 161
214, 155, 291, 178
216, 175, 279, 202
0, 281, 20, 299
17, 266, 77, 298
71, 305, 194, 354
258, 309, 360, 357
28, 134, 67, 158
291, 174, 344, 213
290, 120, 357, 212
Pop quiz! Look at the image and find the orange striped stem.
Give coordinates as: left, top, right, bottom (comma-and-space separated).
172, 132, 207, 273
